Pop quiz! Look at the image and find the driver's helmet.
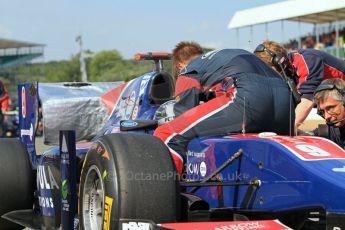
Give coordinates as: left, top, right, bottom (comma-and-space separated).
153, 100, 176, 125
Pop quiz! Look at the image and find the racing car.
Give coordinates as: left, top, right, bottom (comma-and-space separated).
0, 52, 344, 230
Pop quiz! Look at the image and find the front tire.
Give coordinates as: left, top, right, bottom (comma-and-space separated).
79, 133, 180, 230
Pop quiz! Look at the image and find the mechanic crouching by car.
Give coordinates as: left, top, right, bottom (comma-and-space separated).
313, 78, 345, 149
154, 41, 296, 175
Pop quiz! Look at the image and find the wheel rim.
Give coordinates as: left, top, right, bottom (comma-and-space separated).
82, 165, 105, 230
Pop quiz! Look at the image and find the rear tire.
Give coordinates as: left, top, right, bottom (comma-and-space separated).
0, 138, 34, 230
79, 133, 180, 230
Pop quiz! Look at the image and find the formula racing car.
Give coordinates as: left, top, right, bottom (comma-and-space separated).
0, 53, 344, 230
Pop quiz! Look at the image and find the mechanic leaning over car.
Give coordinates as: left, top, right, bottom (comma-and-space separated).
313, 78, 345, 149
171, 41, 203, 81
254, 40, 345, 134
154, 41, 296, 175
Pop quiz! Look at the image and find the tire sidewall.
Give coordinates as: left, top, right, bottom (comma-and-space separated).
79, 141, 119, 230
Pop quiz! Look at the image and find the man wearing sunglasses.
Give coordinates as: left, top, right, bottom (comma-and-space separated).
254, 40, 345, 132
313, 79, 345, 148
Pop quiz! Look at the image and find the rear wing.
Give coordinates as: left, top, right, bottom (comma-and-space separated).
18, 82, 39, 166
134, 52, 171, 72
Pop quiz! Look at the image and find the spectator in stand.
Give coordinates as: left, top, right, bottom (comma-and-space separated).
323, 34, 334, 48
254, 40, 345, 133
303, 36, 316, 49
314, 43, 325, 50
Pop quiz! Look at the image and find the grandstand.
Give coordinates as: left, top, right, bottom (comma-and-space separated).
0, 38, 44, 72
228, 0, 345, 58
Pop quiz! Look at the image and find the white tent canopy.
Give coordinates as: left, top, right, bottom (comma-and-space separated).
228, 0, 345, 29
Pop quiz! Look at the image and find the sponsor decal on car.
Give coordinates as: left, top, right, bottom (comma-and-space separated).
122, 221, 150, 230
38, 195, 54, 209
21, 86, 26, 118
98, 143, 110, 160
20, 122, 33, 141
200, 161, 207, 177
187, 150, 205, 158
160, 219, 291, 230
60, 135, 70, 212
37, 165, 60, 190
121, 121, 138, 127
103, 196, 114, 230
228, 134, 345, 161
29, 83, 37, 96
61, 139, 70, 165
188, 163, 199, 175
60, 130, 77, 229
187, 161, 207, 177
90, 142, 110, 160
61, 179, 70, 211
101, 150, 110, 160
279, 137, 345, 161
187, 150, 208, 180
61, 179, 68, 200
37, 165, 59, 209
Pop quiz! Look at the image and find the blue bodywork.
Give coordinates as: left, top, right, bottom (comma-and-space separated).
100, 72, 161, 136
18, 68, 345, 228
187, 136, 345, 213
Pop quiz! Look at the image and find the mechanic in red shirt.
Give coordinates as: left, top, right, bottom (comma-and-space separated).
313, 78, 345, 149
0, 80, 9, 112
254, 40, 345, 132
154, 41, 296, 175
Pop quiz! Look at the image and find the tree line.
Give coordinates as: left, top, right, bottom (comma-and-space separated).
1, 49, 172, 98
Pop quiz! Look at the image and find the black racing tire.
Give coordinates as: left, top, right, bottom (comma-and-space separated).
0, 138, 34, 230
79, 133, 180, 230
